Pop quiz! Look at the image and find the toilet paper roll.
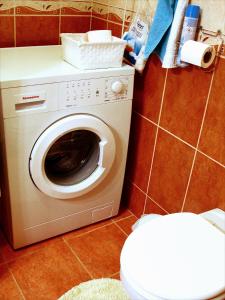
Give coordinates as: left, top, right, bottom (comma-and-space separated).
87, 30, 112, 43
180, 40, 216, 68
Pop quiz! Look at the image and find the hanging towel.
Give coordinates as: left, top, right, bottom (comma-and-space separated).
162, 0, 189, 68
143, 0, 177, 61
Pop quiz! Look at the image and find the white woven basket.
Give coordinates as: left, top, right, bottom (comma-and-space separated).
60, 33, 127, 70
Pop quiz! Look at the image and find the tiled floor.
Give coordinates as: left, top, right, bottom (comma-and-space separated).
0, 208, 137, 300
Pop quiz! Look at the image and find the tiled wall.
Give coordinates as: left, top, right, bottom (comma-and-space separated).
91, 0, 225, 37
91, 0, 158, 38
90, 0, 225, 217
0, 1, 224, 217
0, 0, 92, 47
124, 54, 225, 217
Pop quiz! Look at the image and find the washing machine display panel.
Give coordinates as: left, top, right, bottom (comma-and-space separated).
45, 130, 100, 186
59, 75, 134, 108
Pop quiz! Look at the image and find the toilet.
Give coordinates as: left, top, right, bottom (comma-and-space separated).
120, 212, 225, 300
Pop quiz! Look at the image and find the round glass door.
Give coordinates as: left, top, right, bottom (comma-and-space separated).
29, 114, 116, 199
45, 130, 100, 186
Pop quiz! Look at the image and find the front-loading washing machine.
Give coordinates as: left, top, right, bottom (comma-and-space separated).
0, 45, 134, 249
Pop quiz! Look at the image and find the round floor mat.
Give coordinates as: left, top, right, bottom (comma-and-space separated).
58, 278, 130, 300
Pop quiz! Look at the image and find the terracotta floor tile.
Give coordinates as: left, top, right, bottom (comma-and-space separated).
67, 223, 127, 278
110, 272, 121, 280
0, 263, 23, 299
63, 206, 130, 241
111, 207, 132, 222
63, 218, 113, 241
8, 240, 90, 300
0, 230, 62, 263
115, 215, 138, 235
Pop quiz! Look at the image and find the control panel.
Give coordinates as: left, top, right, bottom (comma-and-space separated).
1, 74, 134, 118
59, 75, 133, 109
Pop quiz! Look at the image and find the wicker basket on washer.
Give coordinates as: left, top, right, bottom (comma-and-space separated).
60, 33, 127, 70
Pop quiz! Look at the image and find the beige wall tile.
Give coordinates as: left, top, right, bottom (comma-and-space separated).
109, 0, 126, 9
92, 2, 108, 16
93, 0, 109, 5
191, 0, 225, 33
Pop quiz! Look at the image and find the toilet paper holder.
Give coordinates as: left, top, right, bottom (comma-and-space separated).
199, 27, 224, 57
194, 27, 224, 72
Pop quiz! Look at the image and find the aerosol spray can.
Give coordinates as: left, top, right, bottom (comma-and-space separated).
177, 4, 200, 66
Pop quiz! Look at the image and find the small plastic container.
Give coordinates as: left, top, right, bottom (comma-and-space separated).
60, 33, 127, 70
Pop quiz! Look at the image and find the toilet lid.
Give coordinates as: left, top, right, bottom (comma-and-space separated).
120, 213, 225, 300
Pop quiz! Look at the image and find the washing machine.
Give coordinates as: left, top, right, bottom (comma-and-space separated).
0, 45, 134, 249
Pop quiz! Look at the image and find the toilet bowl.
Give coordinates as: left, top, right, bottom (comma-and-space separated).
120, 213, 225, 300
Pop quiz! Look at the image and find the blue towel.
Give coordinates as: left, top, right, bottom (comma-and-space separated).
144, 0, 178, 61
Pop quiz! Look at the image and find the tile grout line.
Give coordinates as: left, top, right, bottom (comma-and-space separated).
126, 208, 136, 217
131, 181, 147, 195
89, 0, 93, 30
64, 222, 113, 240
121, 0, 128, 37
13, 0, 17, 46
63, 211, 134, 241
158, 124, 196, 150
92, 15, 122, 26
131, 181, 170, 214
109, 271, 120, 278
146, 195, 170, 214
197, 149, 225, 169
135, 110, 224, 169
1, 246, 49, 265
62, 237, 94, 280
105, 2, 110, 30
114, 214, 137, 223
58, 4, 61, 45
7, 263, 26, 299
0, 237, 64, 265
112, 221, 129, 237
137, 112, 196, 151
143, 69, 169, 214
12, 14, 90, 17
181, 69, 216, 212
0, 213, 132, 265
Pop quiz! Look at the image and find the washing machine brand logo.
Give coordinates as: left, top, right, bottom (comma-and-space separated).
22, 95, 40, 100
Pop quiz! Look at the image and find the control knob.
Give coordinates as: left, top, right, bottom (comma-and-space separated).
111, 81, 123, 94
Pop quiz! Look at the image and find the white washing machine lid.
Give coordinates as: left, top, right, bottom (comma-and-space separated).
120, 213, 225, 300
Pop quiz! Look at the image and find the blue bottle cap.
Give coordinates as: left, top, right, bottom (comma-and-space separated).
185, 4, 200, 18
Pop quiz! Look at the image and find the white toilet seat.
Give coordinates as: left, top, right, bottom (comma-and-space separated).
120, 213, 225, 300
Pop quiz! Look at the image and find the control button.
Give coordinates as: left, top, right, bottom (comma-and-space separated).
111, 81, 123, 94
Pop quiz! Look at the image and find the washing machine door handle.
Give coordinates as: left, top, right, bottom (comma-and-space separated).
98, 140, 107, 168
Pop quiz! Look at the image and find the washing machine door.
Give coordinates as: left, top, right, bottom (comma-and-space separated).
29, 114, 116, 199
